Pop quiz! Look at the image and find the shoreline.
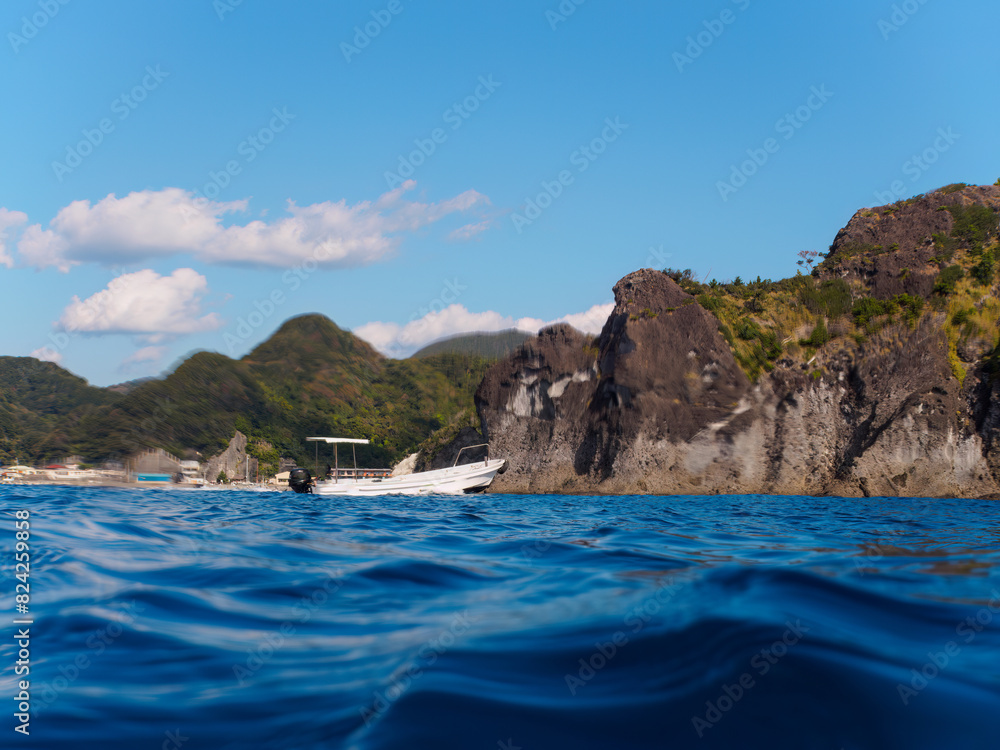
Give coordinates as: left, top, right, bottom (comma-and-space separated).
2, 477, 286, 491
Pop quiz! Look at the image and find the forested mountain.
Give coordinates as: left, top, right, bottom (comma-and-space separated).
0, 357, 121, 464
1, 315, 495, 469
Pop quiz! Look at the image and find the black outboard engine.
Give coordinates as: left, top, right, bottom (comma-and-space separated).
288, 467, 313, 494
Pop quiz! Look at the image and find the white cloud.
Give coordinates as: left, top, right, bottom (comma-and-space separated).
13, 183, 490, 272
121, 345, 167, 365
118, 345, 168, 374
0, 207, 28, 269
553, 303, 615, 335
57, 268, 223, 337
355, 302, 614, 359
30, 347, 63, 364
447, 219, 493, 242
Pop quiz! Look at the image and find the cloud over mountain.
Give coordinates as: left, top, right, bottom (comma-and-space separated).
355, 302, 613, 359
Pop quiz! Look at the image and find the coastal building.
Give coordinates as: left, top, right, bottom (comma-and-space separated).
179, 460, 201, 480
128, 448, 181, 484
128, 448, 181, 478
2, 465, 38, 476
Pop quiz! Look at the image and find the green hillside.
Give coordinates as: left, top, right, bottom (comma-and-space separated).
29, 314, 493, 470
666, 184, 1000, 382
0, 357, 122, 464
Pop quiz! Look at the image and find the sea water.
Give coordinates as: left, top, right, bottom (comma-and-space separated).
0, 486, 998, 749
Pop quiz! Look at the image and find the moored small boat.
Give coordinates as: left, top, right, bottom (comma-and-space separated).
290, 437, 506, 495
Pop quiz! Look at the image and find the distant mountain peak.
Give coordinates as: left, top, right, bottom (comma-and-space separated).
242, 313, 382, 369
411, 329, 534, 360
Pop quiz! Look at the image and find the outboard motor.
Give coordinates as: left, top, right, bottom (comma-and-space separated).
288, 467, 313, 494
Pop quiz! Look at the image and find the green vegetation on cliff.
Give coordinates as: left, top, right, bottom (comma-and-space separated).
667, 185, 1000, 381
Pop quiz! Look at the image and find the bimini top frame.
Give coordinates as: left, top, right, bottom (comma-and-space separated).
306, 438, 370, 444
306, 437, 370, 482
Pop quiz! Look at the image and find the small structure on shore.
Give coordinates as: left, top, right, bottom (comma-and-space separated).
128, 448, 181, 484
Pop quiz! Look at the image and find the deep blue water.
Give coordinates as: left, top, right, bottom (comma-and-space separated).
1, 487, 998, 749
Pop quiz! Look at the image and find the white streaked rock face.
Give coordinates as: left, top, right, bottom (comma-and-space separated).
477, 266, 1000, 498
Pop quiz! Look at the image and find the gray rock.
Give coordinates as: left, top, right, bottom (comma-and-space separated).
202, 431, 254, 482
474, 270, 1000, 498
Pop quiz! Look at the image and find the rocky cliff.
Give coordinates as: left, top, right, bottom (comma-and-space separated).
202, 431, 254, 482
476, 183, 1000, 497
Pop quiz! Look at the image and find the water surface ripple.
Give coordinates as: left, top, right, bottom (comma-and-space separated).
1, 487, 998, 749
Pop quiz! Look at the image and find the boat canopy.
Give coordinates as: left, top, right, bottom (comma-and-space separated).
306, 437, 370, 445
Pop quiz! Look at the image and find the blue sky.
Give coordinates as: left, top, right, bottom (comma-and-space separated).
1, 0, 998, 386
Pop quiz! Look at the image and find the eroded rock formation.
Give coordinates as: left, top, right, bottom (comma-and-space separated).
203, 431, 254, 482
476, 185, 1000, 497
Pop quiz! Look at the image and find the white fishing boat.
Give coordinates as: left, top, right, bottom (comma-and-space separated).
290, 437, 506, 496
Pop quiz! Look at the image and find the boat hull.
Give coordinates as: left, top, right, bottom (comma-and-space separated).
312, 459, 506, 496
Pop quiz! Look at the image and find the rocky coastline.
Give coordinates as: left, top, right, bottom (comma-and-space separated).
473, 184, 1000, 498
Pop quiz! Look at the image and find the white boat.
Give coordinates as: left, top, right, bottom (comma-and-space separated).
293, 437, 506, 496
